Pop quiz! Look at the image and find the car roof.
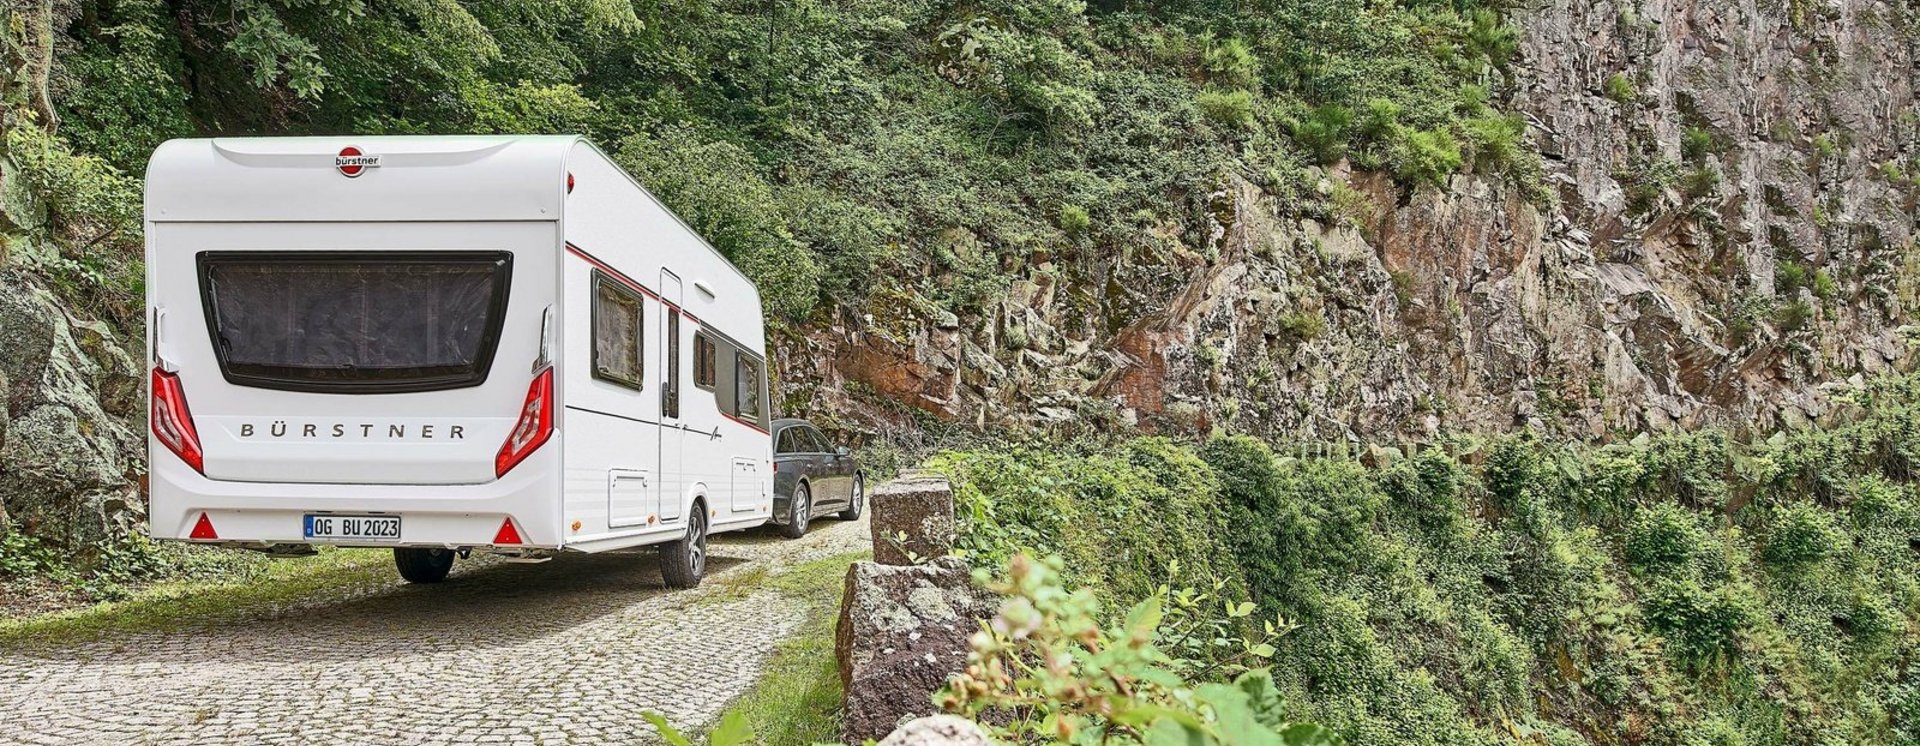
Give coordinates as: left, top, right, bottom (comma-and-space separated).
771, 418, 811, 430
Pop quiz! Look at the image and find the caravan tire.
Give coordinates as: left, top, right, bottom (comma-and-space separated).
394, 547, 455, 584
838, 475, 865, 521
781, 483, 811, 539
660, 506, 708, 589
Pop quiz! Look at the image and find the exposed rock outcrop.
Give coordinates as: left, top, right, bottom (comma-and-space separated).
869, 476, 956, 566
836, 557, 997, 744
0, 270, 145, 545
780, 0, 1919, 444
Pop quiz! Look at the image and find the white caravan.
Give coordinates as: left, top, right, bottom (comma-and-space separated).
144, 136, 773, 586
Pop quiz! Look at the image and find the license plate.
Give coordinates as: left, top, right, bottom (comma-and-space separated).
304, 514, 401, 542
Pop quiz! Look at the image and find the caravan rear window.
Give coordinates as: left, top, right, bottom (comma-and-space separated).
197, 251, 513, 393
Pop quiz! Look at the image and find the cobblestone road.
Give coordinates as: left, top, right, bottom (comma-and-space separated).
0, 515, 869, 745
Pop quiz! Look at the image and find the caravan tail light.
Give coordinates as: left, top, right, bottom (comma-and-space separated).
151, 368, 204, 473
495, 367, 555, 477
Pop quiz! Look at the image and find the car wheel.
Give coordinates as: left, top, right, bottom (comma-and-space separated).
838, 475, 865, 520
660, 505, 708, 589
394, 547, 455, 584
781, 483, 811, 539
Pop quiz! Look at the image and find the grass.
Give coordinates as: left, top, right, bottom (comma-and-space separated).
710, 549, 870, 746
0, 547, 391, 647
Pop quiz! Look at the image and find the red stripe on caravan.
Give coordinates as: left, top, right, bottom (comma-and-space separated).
565, 242, 700, 321
722, 411, 770, 435
565, 243, 658, 300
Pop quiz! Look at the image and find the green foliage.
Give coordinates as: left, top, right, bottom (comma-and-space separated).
1458, 112, 1527, 175
1274, 311, 1326, 341
1777, 298, 1815, 332
1290, 105, 1353, 166
929, 438, 1246, 609
943, 379, 1920, 744
1058, 204, 1092, 235
613, 128, 820, 321
1197, 89, 1256, 130
1617, 155, 1681, 215
936, 5, 1101, 131
1682, 126, 1719, 162
1812, 269, 1839, 300
1391, 128, 1464, 189
1624, 503, 1704, 574
1604, 72, 1638, 104
1643, 578, 1753, 667
939, 554, 1338, 746
1201, 38, 1261, 90
642, 711, 752, 746
18, 0, 1543, 361
1762, 503, 1840, 569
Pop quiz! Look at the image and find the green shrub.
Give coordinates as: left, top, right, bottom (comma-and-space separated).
614, 129, 820, 320
1197, 89, 1256, 130
1459, 112, 1526, 176
1058, 204, 1091, 235
1682, 126, 1718, 161
1274, 311, 1326, 341
1643, 578, 1753, 666
1390, 128, 1464, 189
930, 438, 1245, 607
1604, 73, 1638, 104
1811, 269, 1838, 300
1777, 260, 1810, 294
1201, 37, 1261, 89
1776, 298, 1815, 331
1763, 504, 1840, 569
1625, 503, 1704, 574
1292, 104, 1354, 165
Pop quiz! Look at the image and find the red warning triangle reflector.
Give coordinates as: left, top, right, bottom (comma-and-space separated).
189, 512, 218, 540
493, 518, 523, 546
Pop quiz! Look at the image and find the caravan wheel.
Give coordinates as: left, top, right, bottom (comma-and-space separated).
394, 547, 455, 583
660, 507, 708, 589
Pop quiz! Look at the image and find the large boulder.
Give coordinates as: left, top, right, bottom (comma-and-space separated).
0, 270, 144, 545
836, 556, 997, 744
869, 475, 954, 566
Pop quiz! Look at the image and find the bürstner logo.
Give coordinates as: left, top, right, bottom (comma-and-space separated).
335, 146, 380, 178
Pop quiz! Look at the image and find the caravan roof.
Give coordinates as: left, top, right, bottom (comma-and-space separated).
146, 136, 580, 224
144, 135, 755, 292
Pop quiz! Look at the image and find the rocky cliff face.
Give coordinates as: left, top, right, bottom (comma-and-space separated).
0, 270, 146, 546
784, 0, 1920, 443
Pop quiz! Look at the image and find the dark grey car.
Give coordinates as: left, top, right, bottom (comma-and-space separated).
771, 418, 864, 538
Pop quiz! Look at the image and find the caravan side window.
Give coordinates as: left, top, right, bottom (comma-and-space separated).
693, 333, 717, 389
591, 273, 644, 390
736, 355, 763, 420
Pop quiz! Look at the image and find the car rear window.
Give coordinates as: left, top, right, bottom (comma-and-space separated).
198, 251, 513, 393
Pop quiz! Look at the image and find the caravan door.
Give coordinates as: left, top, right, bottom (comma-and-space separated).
658, 270, 685, 522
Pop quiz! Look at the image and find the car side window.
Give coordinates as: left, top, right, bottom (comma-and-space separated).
805, 427, 832, 453
776, 429, 800, 455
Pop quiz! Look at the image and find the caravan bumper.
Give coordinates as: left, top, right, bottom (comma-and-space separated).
147, 445, 562, 549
